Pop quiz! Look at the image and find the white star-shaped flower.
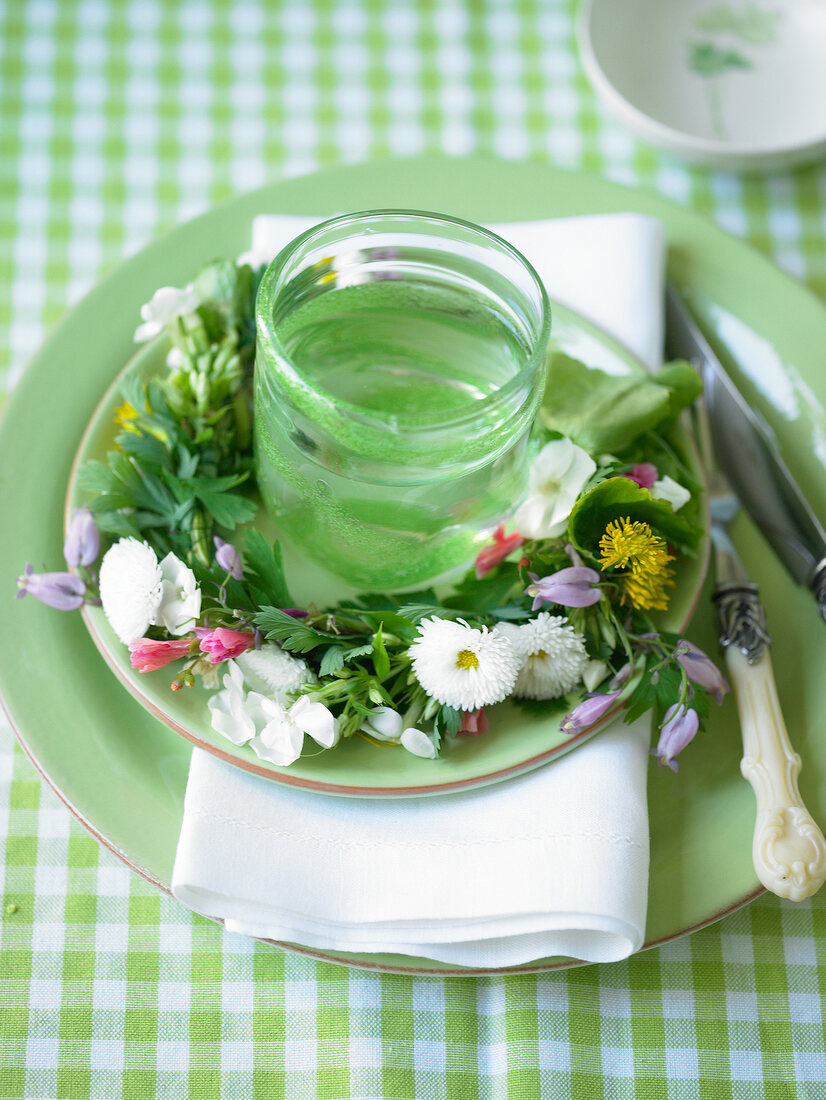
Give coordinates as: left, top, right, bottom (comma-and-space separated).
134, 285, 200, 343
514, 438, 596, 539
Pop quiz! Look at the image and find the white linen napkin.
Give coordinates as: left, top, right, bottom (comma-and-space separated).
172, 211, 666, 967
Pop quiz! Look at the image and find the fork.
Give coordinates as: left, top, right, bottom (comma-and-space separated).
700, 410, 826, 900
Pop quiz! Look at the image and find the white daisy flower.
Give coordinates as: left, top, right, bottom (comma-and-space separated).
99, 537, 164, 645
156, 553, 201, 636
235, 643, 315, 703
409, 617, 519, 711
496, 613, 589, 700
134, 284, 200, 343
514, 438, 596, 539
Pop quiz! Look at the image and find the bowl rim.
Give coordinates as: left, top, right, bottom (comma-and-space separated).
578, 0, 826, 165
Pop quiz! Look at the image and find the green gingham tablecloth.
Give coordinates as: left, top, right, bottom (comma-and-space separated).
2, 2, 826, 1096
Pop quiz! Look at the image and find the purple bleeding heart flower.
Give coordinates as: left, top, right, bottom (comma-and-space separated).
561, 690, 621, 735
16, 564, 86, 610
213, 536, 243, 581
651, 703, 699, 772
525, 566, 602, 610
63, 506, 100, 567
675, 640, 729, 705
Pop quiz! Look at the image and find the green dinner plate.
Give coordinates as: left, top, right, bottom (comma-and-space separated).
2, 157, 825, 974
66, 301, 706, 796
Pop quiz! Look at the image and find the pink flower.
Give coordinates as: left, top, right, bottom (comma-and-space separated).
459, 708, 489, 736
129, 637, 192, 673
475, 523, 525, 579
195, 627, 255, 663
624, 463, 658, 489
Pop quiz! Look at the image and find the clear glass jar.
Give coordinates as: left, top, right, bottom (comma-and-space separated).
254, 209, 551, 590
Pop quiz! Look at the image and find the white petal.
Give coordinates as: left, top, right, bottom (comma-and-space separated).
361, 706, 403, 741
400, 727, 438, 759
208, 690, 254, 745
528, 438, 576, 489
652, 476, 691, 512
583, 659, 609, 692
134, 320, 161, 343
247, 693, 305, 765
155, 553, 201, 635
289, 696, 340, 748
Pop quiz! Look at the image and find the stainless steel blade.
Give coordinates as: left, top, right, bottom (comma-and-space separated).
664, 284, 826, 618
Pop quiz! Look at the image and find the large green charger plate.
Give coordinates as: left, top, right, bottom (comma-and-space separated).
2, 158, 826, 974
67, 301, 706, 795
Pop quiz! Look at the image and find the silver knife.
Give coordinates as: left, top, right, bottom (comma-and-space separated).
664, 284, 826, 621
666, 282, 826, 900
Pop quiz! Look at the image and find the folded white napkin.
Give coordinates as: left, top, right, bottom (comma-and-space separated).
172, 211, 665, 967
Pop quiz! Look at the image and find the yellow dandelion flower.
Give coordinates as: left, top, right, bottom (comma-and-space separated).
114, 401, 139, 433
623, 565, 674, 611
598, 516, 675, 611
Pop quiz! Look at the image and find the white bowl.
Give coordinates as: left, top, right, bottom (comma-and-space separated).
579, 0, 826, 171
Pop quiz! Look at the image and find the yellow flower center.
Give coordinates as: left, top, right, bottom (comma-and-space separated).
531, 649, 548, 660
455, 649, 479, 670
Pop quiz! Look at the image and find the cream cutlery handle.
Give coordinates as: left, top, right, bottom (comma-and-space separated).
726, 646, 826, 901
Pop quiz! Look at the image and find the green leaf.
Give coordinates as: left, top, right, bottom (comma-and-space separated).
319, 646, 347, 676
446, 564, 521, 615
654, 361, 703, 422
254, 606, 329, 653
337, 607, 417, 641
243, 530, 292, 607
343, 643, 374, 664
92, 511, 141, 539
372, 626, 390, 680
569, 476, 703, 556
396, 603, 464, 624
538, 354, 701, 455
76, 460, 118, 493
441, 705, 462, 737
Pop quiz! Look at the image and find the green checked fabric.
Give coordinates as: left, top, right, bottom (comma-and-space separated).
2, 1, 826, 1095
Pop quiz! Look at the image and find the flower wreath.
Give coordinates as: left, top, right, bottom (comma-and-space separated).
18, 256, 728, 769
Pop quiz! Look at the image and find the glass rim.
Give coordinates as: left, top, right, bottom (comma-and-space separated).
255, 208, 552, 436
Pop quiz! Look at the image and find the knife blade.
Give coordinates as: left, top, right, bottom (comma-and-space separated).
664, 284, 826, 621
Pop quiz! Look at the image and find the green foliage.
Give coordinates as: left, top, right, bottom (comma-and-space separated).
539, 354, 702, 455
243, 531, 292, 607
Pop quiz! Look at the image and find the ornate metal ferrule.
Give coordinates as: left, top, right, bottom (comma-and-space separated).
712, 580, 772, 665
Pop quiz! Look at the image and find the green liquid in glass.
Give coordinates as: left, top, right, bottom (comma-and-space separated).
255, 279, 540, 590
